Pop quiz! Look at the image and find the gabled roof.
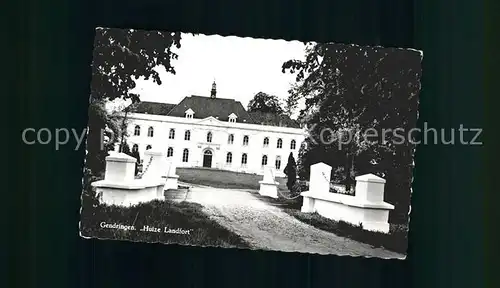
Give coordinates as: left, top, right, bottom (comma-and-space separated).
167, 95, 254, 123
248, 111, 301, 128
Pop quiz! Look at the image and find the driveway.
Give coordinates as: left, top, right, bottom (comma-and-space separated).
175, 182, 404, 258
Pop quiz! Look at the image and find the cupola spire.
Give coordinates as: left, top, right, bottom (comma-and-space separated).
210, 80, 217, 98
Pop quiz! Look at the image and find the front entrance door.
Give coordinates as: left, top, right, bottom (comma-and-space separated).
203, 150, 212, 168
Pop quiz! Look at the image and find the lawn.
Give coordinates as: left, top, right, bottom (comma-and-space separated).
284, 209, 408, 254
177, 167, 289, 190
80, 199, 249, 248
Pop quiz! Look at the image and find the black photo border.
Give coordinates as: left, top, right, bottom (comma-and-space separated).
10, 0, 490, 287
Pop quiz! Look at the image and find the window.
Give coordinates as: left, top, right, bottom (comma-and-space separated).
182, 149, 189, 163
148, 127, 154, 137
185, 108, 194, 119
228, 113, 237, 123
275, 156, 282, 170
207, 132, 212, 143
277, 138, 283, 148
132, 144, 139, 152
263, 137, 269, 147
184, 130, 191, 141
226, 152, 232, 164
241, 153, 248, 165
261, 155, 268, 166
134, 125, 140, 136
169, 128, 175, 139
243, 135, 249, 146
146, 145, 152, 150
290, 139, 296, 150
228, 134, 234, 144
167, 147, 173, 157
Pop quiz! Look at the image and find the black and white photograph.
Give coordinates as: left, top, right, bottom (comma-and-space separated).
80, 27, 422, 259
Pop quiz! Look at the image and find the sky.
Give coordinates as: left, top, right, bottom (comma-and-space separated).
118, 33, 307, 114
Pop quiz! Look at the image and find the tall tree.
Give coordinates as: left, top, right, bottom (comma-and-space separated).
247, 92, 285, 114
283, 43, 421, 221
86, 28, 182, 176
283, 83, 301, 117
91, 27, 182, 103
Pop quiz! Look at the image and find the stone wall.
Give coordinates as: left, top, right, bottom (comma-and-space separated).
300, 162, 395, 233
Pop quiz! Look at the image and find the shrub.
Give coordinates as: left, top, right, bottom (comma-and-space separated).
81, 167, 102, 210
284, 152, 297, 191
291, 181, 307, 194
296, 180, 309, 192
329, 186, 342, 194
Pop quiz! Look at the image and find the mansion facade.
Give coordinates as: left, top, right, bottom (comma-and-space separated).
122, 83, 307, 176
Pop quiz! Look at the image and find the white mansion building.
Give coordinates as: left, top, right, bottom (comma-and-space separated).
122, 82, 307, 176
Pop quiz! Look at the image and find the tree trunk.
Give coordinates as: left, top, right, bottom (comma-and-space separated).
119, 110, 128, 153
119, 134, 125, 153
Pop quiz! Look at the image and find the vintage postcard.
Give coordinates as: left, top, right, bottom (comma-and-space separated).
80, 27, 422, 259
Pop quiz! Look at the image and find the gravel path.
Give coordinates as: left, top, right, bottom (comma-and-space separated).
178, 182, 404, 258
